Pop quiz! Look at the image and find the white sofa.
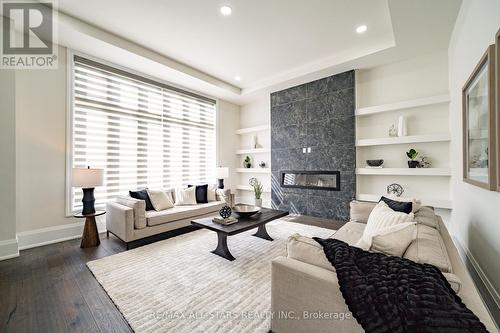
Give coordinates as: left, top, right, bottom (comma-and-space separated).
106, 188, 232, 248
271, 201, 498, 333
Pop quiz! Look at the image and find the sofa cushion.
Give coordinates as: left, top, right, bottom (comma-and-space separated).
129, 189, 154, 211
146, 201, 224, 226
175, 187, 197, 206
147, 190, 174, 211
287, 234, 335, 272
386, 194, 422, 213
369, 223, 417, 257
331, 221, 366, 245
443, 272, 462, 294
115, 195, 147, 229
380, 196, 413, 214
403, 224, 453, 273
188, 184, 209, 203
414, 206, 439, 229
349, 200, 376, 223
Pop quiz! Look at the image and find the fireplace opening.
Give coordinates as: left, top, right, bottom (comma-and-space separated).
280, 171, 340, 191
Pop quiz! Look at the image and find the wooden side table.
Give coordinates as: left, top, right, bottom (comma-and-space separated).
73, 210, 106, 248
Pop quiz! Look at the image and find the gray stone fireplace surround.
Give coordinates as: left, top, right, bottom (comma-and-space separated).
270, 70, 355, 221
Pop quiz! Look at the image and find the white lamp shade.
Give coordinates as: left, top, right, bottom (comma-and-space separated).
72, 168, 104, 188
216, 167, 229, 179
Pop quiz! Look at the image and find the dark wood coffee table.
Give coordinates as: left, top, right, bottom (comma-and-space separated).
191, 208, 289, 261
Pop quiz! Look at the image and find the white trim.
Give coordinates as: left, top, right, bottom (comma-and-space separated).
453, 236, 500, 315
0, 238, 19, 261
356, 167, 451, 176
355, 94, 450, 116
17, 219, 107, 251
235, 125, 270, 135
236, 148, 270, 155
356, 133, 451, 147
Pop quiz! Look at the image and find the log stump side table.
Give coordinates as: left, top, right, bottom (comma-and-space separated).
73, 210, 105, 248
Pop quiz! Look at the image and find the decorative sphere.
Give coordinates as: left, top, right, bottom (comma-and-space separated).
219, 205, 232, 219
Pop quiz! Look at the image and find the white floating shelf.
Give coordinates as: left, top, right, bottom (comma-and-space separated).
236, 148, 270, 154
355, 94, 450, 116
356, 134, 451, 147
356, 168, 451, 176
356, 194, 452, 209
236, 125, 270, 135
236, 168, 271, 174
236, 185, 271, 193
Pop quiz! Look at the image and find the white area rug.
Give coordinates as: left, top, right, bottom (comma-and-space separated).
87, 220, 334, 333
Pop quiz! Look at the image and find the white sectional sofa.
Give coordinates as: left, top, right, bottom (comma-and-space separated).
271, 201, 498, 333
106, 188, 232, 248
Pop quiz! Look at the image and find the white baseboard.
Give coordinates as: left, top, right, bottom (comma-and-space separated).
17, 218, 106, 250
0, 237, 19, 261
453, 236, 500, 314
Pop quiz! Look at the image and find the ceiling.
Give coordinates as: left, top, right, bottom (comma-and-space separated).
54, 0, 461, 104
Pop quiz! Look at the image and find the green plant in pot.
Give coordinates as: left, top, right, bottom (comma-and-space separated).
249, 177, 263, 207
243, 156, 252, 168
406, 149, 420, 168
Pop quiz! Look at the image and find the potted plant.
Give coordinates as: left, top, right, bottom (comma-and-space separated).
249, 177, 263, 207
406, 149, 420, 168
243, 156, 252, 168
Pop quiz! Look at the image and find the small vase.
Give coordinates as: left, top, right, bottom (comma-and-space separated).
408, 160, 419, 168
398, 115, 407, 137
254, 198, 262, 207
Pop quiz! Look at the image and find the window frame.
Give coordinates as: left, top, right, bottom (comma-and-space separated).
65, 49, 220, 216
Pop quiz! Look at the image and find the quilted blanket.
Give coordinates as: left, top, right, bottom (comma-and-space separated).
313, 238, 488, 333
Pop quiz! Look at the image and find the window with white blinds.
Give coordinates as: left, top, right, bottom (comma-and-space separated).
70, 55, 216, 212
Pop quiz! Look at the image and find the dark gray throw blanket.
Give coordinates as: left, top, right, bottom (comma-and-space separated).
313, 238, 488, 333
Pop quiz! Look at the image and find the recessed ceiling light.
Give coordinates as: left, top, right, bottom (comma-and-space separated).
356, 25, 367, 34
220, 5, 232, 16
234, 76, 241, 81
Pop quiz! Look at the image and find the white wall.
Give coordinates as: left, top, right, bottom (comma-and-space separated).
356, 51, 451, 221
448, 0, 500, 311
217, 100, 240, 191
238, 95, 271, 206
8, 45, 240, 251
0, 69, 19, 259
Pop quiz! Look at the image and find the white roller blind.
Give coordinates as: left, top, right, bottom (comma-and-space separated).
71, 56, 216, 211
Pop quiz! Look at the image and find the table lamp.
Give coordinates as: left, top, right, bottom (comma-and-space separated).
72, 167, 104, 215
216, 167, 229, 189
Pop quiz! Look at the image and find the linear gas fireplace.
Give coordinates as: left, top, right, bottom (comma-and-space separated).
280, 171, 340, 191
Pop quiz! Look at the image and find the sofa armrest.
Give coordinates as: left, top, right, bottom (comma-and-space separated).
115, 195, 146, 229
216, 189, 233, 207
271, 256, 363, 333
106, 202, 135, 242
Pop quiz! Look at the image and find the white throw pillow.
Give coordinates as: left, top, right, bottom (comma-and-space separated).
357, 201, 415, 250
147, 190, 174, 211
370, 223, 417, 256
207, 184, 217, 201
175, 187, 197, 205
387, 194, 421, 213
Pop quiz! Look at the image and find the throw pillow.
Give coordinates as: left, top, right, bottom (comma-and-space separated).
207, 184, 217, 201
387, 194, 422, 213
370, 223, 417, 256
358, 201, 414, 249
129, 189, 154, 211
175, 187, 197, 205
147, 190, 174, 211
188, 184, 209, 203
379, 196, 412, 214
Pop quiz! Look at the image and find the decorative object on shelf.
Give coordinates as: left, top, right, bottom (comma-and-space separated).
252, 135, 259, 149
388, 124, 398, 137
215, 166, 229, 189
72, 166, 104, 215
243, 156, 252, 168
366, 159, 384, 168
462, 44, 497, 190
386, 183, 404, 197
418, 156, 432, 168
397, 115, 407, 137
406, 149, 420, 168
249, 177, 263, 207
219, 205, 232, 219
259, 161, 266, 168
232, 204, 261, 218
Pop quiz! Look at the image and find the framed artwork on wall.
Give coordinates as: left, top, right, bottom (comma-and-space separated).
496, 28, 500, 192
462, 44, 496, 190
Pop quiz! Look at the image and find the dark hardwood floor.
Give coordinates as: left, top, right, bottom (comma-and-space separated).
0, 216, 341, 333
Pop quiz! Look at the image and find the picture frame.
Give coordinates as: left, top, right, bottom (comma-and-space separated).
462, 45, 496, 190
496, 28, 500, 192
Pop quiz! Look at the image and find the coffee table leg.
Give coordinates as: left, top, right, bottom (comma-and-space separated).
212, 231, 235, 261
253, 224, 273, 241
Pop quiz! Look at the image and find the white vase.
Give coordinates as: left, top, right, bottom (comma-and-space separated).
252, 135, 258, 148
254, 198, 262, 207
397, 115, 407, 137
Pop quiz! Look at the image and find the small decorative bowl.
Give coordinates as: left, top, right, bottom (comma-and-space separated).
232, 204, 261, 218
366, 159, 384, 167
